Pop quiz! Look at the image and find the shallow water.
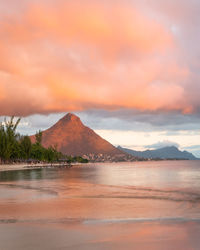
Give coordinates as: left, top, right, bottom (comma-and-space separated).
1, 161, 200, 249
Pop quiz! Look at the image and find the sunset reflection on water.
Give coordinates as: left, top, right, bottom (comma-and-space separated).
1, 161, 200, 249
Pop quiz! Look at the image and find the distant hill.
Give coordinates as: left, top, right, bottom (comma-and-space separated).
30, 113, 126, 157
118, 146, 197, 160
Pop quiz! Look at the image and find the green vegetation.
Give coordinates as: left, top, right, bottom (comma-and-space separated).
0, 117, 88, 164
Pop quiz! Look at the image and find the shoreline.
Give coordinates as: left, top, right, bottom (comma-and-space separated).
1, 159, 199, 172
0, 162, 79, 172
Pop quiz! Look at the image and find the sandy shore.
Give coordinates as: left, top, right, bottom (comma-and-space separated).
0, 163, 76, 172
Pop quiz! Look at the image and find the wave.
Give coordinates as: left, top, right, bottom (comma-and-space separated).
84, 217, 200, 225
68, 193, 200, 203
1, 217, 200, 225
0, 183, 58, 196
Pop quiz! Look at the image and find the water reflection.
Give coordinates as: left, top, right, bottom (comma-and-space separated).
0, 169, 60, 182
1, 161, 200, 220
1, 161, 200, 249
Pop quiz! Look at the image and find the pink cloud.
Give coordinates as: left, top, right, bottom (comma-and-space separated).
0, 0, 196, 116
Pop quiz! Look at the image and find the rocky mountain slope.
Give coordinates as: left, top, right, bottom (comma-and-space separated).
31, 113, 126, 158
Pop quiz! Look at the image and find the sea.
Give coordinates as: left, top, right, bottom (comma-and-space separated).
1, 160, 200, 250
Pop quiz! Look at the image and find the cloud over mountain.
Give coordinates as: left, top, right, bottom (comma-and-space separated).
0, 0, 199, 116
144, 140, 180, 150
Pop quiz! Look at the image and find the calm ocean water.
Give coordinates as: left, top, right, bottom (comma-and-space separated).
1, 161, 200, 249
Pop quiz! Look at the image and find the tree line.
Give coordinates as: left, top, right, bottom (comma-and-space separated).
0, 117, 88, 164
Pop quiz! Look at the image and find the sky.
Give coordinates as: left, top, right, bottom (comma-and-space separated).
0, 0, 200, 156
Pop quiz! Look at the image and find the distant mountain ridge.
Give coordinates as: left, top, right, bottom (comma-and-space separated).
118, 146, 197, 160
30, 113, 126, 157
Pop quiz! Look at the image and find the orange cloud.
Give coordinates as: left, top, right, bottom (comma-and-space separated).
0, 0, 194, 116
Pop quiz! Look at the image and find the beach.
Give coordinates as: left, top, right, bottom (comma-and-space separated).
0, 163, 38, 172
1, 161, 200, 249
0, 162, 77, 172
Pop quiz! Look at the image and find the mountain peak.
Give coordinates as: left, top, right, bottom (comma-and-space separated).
31, 113, 123, 157
159, 146, 179, 152
60, 113, 81, 123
